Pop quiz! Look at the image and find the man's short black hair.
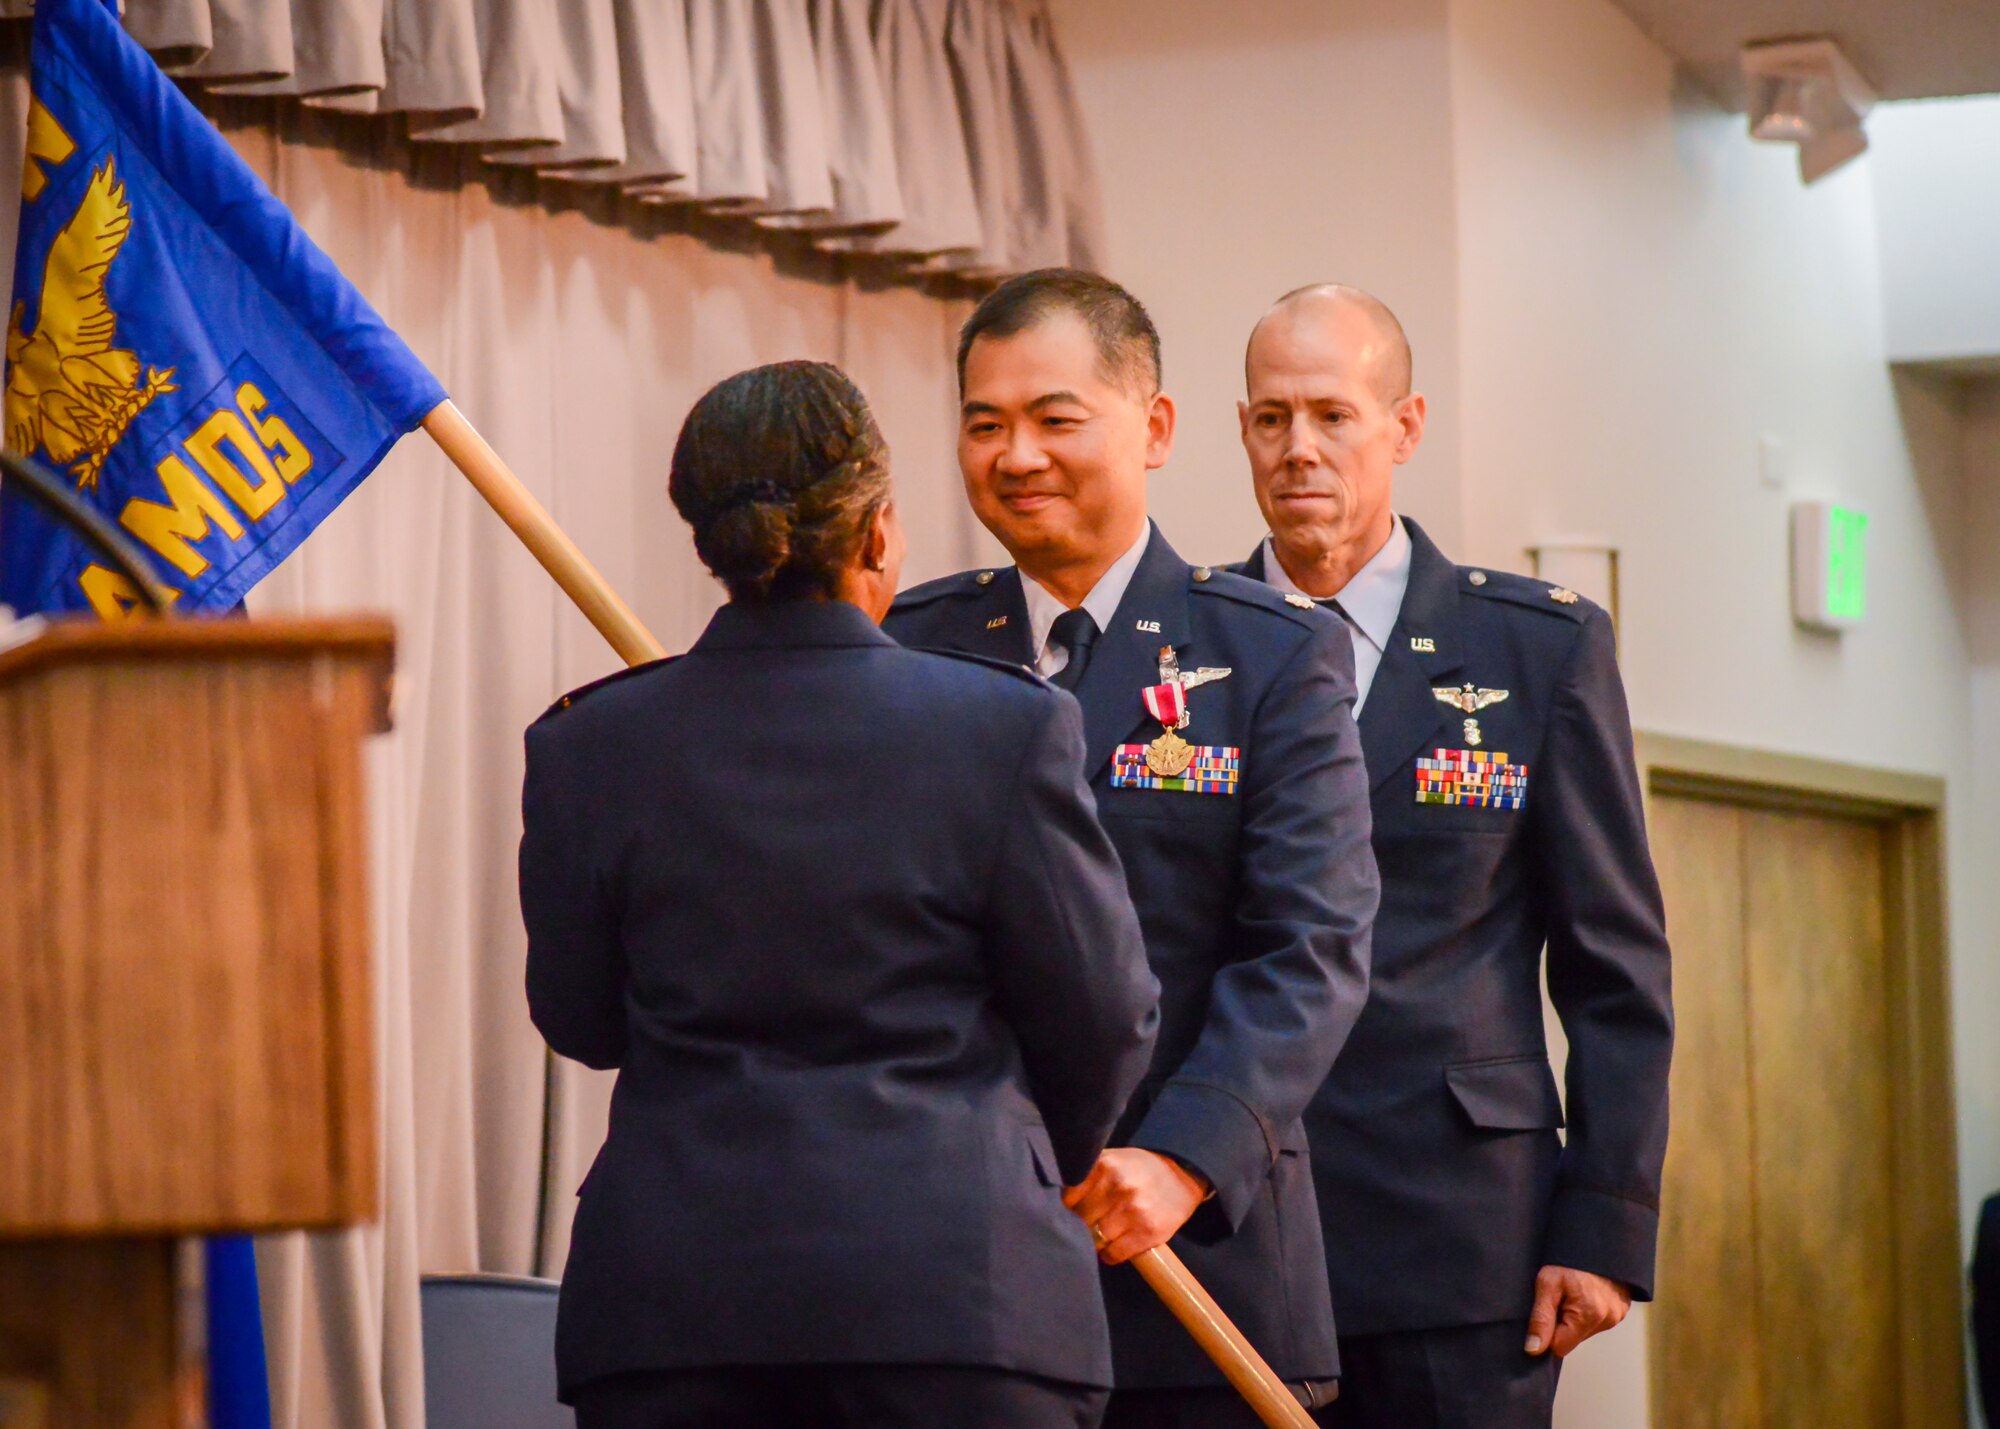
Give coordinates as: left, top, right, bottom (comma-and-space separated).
956, 268, 1162, 395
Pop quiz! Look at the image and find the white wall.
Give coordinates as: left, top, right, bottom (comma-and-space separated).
1966, 378, 2000, 1369
1060, 1, 1998, 1424
1871, 97, 2000, 366
1049, 0, 1465, 565
1446, 1, 1975, 786
1447, 2, 1988, 1419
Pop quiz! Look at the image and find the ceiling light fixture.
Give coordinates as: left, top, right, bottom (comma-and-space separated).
1749, 77, 1812, 144
1741, 38, 1875, 183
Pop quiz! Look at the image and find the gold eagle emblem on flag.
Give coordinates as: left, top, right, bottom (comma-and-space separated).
5, 157, 177, 490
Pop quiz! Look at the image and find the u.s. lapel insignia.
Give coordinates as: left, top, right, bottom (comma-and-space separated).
986, 615, 1008, 629
1411, 637, 1436, 653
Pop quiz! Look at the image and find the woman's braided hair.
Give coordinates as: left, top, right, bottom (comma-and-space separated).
669, 361, 891, 604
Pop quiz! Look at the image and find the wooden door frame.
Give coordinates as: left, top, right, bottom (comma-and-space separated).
1634, 733, 1963, 1428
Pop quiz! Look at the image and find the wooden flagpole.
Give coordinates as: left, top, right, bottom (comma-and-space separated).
421, 401, 666, 666
421, 399, 1311, 1428
1132, 1247, 1320, 1428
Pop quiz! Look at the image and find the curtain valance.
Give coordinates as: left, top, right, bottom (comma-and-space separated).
3, 0, 1104, 287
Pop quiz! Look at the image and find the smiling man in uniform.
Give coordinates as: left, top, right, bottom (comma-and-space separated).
1229, 284, 1674, 1429
887, 269, 1378, 1427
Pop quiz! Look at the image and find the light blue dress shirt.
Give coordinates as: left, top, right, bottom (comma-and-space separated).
1022, 524, 1153, 678
1258, 514, 1413, 713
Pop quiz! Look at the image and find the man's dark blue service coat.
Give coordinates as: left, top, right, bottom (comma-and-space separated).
888, 525, 1380, 1389
1235, 518, 1673, 1335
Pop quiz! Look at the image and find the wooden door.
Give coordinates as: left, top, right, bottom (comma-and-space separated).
1650, 794, 1922, 1428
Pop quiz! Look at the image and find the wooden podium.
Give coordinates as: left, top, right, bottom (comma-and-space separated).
0, 616, 395, 1428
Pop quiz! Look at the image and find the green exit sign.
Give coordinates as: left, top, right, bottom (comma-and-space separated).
1791, 500, 1868, 632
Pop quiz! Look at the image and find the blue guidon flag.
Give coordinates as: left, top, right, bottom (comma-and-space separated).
0, 2, 448, 1424
0, 0, 445, 621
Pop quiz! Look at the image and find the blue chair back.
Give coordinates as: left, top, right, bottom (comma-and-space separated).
420, 1273, 574, 1429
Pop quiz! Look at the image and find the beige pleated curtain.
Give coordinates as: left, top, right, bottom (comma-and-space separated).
0, 4, 1098, 1422
0, 0, 1107, 277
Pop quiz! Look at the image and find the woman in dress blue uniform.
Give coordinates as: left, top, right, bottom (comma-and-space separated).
521, 360, 1160, 1429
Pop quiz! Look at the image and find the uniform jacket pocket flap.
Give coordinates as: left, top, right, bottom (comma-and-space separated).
1445, 1057, 1565, 1131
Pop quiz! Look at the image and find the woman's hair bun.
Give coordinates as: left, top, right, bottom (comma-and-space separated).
669, 361, 890, 604
699, 500, 793, 599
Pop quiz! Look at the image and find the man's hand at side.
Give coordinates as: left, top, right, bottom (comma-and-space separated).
1063, 1148, 1208, 1265
1525, 1264, 1631, 1357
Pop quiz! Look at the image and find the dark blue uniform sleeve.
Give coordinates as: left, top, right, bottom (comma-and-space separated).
985, 695, 1162, 1186
1973, 1194, 2000, 1427
1133, 617, 1379, 1235
1533, 607, 1674, 1297
521, 722, 629, 1071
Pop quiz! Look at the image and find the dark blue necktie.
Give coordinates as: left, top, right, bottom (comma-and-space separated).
1049, 607, 1099, 691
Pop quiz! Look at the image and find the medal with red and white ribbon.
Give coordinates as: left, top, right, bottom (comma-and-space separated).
1142, 679, 1188, 731
1141, 645, 1235, 778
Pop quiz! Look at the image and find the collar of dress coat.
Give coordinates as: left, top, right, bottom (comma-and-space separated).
691, 596, 896, 652
1019, 522, 1152, 668
1348, 516, 1472, 790
1257, 514, 1412, 657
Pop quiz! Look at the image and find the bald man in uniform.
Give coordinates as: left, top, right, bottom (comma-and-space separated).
1226, 286, 1673, 1428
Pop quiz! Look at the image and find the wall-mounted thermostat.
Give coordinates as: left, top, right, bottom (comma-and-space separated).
1791, 500, 1867, 632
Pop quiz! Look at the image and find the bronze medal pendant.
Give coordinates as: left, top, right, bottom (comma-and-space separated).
1146, 728, 1197, 778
